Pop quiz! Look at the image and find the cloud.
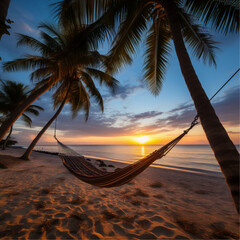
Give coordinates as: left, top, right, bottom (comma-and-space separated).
130, 111, 163, 122
22, 22, 39, 35
213, 87, 239, 125
104, 83, 145, 101
12, 85, 239, 144
156, 85, 239, 130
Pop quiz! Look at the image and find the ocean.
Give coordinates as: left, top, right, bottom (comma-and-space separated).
31, 144, 240, 175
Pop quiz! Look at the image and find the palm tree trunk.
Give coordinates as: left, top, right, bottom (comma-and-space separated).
161, 0, 239, 213
0, 0, 11, 40
20, 87, 70, 160
0, 82, 53, 142
2, 125, 12, 150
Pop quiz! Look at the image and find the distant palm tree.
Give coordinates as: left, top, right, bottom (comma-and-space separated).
0, 80, 43, 150
0, 22, 117, 143
57, 0, 239, 212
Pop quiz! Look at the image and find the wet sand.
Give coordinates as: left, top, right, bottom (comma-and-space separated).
0, 148, 239, 239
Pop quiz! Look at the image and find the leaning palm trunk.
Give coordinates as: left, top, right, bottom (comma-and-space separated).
2, 125, 12, 150
0, 82, 53, 142
161, 0, 239, 213
20, 87, 70, 160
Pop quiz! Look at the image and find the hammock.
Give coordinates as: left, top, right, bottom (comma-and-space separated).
55, 69, 239, 188
55, 118, 198, 187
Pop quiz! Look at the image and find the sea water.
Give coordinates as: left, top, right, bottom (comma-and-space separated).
31, 145, 240, 175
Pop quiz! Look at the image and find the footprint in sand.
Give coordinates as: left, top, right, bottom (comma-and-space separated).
150, 216, 164, 223
144, 210, 154, 217
34, 201, 46, 210
136, 219, 152, 229
149, 181, 163, 188
57, 176, 66, 181
113, 224, 126, 236
94, 220, 104, 235
87, 233, 101, 239
153, 194, 165, 199
55, 213, 66, 218
151, 226, 174, 237
194, 189, 209, 195
101, 210, 119, 220
0, 212, 12, 221
5, 191, 20, 197
39, 187, 52, 195
139, 232, 157, 239
175, 235, 190, 239
164, 222, 178, 229
29, 228, 43, 240
0, 184, 14, 189
67, 218, 80, 234
115, 208, 125, 216
69, 197, 85, 205
134, 188, 149, 197
122, 222, 134, 229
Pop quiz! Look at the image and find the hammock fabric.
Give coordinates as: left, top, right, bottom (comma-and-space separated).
56, 119, 198, 188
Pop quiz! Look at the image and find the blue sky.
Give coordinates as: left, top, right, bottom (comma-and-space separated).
0, 0, 239, 145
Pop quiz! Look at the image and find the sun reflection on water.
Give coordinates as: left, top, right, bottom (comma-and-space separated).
141, 146, 145, 156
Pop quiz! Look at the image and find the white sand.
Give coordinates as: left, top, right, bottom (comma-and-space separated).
0, 148, 239, 239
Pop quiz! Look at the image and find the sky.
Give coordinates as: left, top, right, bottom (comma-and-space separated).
0, 0, 239, 146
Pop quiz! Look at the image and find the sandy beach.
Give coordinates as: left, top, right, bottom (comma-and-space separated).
0, 148, 239, 239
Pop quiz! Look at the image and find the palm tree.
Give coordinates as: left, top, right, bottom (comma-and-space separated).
0, 80, 44, 150
56, 0, 239, 212
0, 0, 11, 40
0, 22, 117, 142
20, 58, 117, 160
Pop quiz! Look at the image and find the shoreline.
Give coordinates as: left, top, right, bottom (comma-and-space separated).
0, 148, 239, 239
31, 148, 223, 178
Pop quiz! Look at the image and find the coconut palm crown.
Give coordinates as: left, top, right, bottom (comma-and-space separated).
0, 80, 43, 126
0, 80, 44, 149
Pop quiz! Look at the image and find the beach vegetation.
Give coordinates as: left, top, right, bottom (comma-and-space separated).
0, 80, 44, 150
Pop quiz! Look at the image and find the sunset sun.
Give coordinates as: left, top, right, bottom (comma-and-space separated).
136, 136, 150, 145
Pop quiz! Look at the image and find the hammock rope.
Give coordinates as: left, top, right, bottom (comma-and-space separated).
54, 68, 239, 187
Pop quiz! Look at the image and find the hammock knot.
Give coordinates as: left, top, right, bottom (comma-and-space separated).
184, 116, 199, 134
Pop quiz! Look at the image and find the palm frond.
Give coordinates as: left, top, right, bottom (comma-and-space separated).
80, 71, 104, 112
29, 105, 44, 111
16, 34, 53, 56
143, 19, 171, 95
70, 80, 90, 120
185, 0, 239, 34
21, 113, 32, 127
3, 56, 48, 72
40, 31, 63, 52
85, 68, 119, 94
178, 9, 218, 66
53, 0, 113, 28
106, 1, 150, 73
25, 105, 44, 116
39, 22, 66, 46
68, 14, 114, 54
30, 68, 52, 82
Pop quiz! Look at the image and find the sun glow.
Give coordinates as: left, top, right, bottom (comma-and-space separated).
136, 136, 150, 145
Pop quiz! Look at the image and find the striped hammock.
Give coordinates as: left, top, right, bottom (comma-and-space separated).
55, 119, 197, 188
